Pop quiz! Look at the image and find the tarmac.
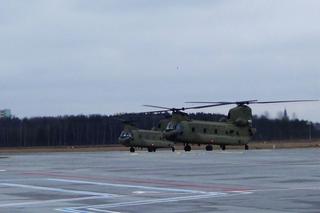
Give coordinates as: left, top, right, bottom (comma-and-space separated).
0, 148, 320, 213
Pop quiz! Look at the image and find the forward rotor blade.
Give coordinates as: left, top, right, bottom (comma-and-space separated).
185, 101, 232, 104
143, 105, 188, 112
142, 109, 170, 114
183, 103, 231, 110
143, 105, 172, 110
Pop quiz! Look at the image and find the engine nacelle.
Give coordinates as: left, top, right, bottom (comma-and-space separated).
228, 105, 253, 127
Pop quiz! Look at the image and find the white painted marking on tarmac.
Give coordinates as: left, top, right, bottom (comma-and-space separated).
56, 208, 86, 213
87, 208, 122, 213
0, 196, 103, 208
57, 191, 251, 213
0, 169, 6, 172
69, 193, 227, 211
132, 190, 160, 194
0, 183, 117, 197
49, 178, 208, 194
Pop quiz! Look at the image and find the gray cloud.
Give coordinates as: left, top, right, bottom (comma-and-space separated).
0, 0, 319, 121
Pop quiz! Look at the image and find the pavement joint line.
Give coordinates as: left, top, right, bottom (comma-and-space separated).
24, 171, 250, 192
0, 196, 104, 208
250, 187, 320, 193
0, 183, 118, 197
48, 178, 208, 194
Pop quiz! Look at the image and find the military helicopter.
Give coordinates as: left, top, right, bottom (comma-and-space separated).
118, 119, 176, 153
144, 99, 317, 152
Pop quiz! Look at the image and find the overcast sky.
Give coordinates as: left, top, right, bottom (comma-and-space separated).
0, 0, 319, 121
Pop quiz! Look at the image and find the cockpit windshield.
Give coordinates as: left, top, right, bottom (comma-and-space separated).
166, 122, 177, 131
120, 131, 133, 138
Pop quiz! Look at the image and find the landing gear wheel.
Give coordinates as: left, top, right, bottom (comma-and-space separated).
148, 147, 156, 152
184, 145, 191, 152
220, 145, 226, 151
205, 145, 213, 151
245, 144, 249, 150
130, 147, 135, 153
171, 147, 175, 152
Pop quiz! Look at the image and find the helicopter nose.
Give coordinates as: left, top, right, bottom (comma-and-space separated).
163, 130, 179, 140
118, 136, 133, 146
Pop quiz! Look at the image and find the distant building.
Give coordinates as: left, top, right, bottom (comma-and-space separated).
0, 109, 12, 118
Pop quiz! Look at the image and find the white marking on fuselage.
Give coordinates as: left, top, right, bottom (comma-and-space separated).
48, 178, 208, 194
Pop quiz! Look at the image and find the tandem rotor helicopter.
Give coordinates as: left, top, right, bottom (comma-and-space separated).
119, 99, 318, 152
118, 119, 175, 153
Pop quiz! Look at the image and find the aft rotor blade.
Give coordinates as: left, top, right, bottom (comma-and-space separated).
185, 99, 318, 109
254, 100, 319, 104
185, 100, 258, 104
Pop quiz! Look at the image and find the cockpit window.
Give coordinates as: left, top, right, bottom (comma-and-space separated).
166, 122, 177, 131
120, 131, 133, 138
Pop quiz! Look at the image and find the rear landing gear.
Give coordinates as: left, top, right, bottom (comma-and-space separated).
184, 144, 191, 152
148, 147, 156, 152
205, 145, 213, 151
171, 147, 175, 152
220, 145, 226, 151
130, 147, 135, 153
245, 144, 249, 150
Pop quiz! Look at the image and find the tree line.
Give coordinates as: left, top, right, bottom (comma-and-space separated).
0, 113, 319, 147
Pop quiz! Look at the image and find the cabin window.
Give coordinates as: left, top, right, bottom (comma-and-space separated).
158, 124, 161, 129
192, 127, 195, 132
203, 128, 207, 134
236, 131, 240, 136
214, 129, 218, 134
225, 131, 228, 135
230, 130, 234, 134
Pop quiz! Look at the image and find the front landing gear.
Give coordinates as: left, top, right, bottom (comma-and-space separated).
130, 147, 135, 153
184, 144, 191, 152
245, 144, 249, 150
171, 147, 175, 152
205, 145, 213, 151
